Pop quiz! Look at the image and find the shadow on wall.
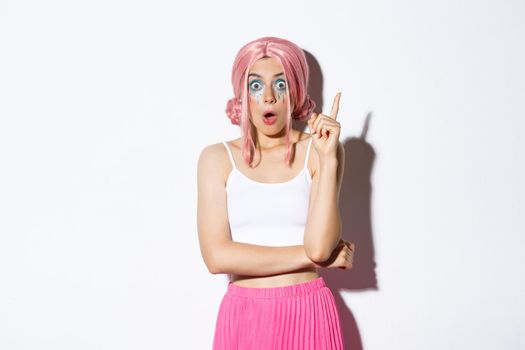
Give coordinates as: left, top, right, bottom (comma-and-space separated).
296, 51, 379, 350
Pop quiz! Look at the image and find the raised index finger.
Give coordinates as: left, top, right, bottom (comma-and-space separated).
330, 92, 342, 120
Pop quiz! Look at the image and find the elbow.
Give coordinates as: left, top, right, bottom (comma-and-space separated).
305, 246, 333, 264
205, 250, 226, 275
305, 237, 341, 264
206, 256, 222, 275
304, 227, 342, 263
200, 241, 230, 275
310, 251, 333, 264
208, 265, 221, 275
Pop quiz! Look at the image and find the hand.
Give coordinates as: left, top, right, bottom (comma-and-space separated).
312, 238, 355, 270
307, 92, 342, 158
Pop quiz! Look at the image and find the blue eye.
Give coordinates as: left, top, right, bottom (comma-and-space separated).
274, 79, 287, 91
249, 80, 263, 92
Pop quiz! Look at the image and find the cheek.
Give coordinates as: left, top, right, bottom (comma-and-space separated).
247, 96, 260, 120
274, 88, 288, 104
248, 89, 264, 104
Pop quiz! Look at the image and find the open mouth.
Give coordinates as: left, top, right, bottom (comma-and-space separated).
263, 112, 277, 125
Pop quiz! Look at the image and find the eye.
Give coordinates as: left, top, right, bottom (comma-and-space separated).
249, 80, 263, 92
274, 79, 287, 91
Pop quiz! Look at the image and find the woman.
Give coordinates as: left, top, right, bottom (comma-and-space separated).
197, 36, 355, 349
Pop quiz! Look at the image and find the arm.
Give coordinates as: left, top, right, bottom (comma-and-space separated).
303, 142, 345, 263
197, 144, 315, 275
210, 242, 315, 276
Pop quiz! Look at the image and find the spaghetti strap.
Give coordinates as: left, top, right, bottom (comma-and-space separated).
304, 137, 313, 169
222, 141, 236, 169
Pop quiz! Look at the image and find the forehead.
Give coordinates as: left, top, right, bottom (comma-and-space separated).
248, 57, 284, 77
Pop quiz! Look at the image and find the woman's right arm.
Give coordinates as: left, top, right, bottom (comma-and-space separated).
197, 144, 316, 276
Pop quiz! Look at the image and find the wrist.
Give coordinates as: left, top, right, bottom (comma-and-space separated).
319, 157, 338, 171
318, 159, 338, 177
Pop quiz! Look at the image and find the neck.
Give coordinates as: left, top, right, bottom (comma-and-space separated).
253, 126, 295, 150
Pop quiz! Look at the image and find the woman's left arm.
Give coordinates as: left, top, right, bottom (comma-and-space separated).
303, 92, 345, 263
303, 143, 345, 263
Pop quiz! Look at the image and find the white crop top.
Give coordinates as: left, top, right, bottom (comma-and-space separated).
222, 137, 313, 247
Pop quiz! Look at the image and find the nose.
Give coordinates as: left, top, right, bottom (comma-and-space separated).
263, 86, 276, 104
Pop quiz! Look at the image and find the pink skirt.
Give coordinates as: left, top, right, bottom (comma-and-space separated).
212, 276, 344, 350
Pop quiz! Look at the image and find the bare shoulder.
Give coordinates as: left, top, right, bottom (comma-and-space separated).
199, 142, 225, 160
198, 142, 228, 171
197, 141, 236, 185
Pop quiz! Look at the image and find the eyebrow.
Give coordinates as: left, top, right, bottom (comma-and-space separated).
248, 72, 285, 78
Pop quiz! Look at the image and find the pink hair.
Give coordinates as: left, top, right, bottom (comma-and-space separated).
225, 36, 316, 167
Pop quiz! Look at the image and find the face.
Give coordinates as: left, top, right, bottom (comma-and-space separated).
247, 57, 291, 135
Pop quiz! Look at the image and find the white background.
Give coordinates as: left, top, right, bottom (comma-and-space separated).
1, 0, 524, 349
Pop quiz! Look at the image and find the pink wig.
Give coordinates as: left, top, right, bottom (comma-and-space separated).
225, 36, 316, 167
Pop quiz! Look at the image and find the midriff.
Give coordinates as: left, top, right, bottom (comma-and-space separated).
230, 267, 320, 288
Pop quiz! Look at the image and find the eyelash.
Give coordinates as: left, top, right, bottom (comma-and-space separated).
249, 80, 263, 92
274, 79, 286, 91
248, 79, 287, 92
